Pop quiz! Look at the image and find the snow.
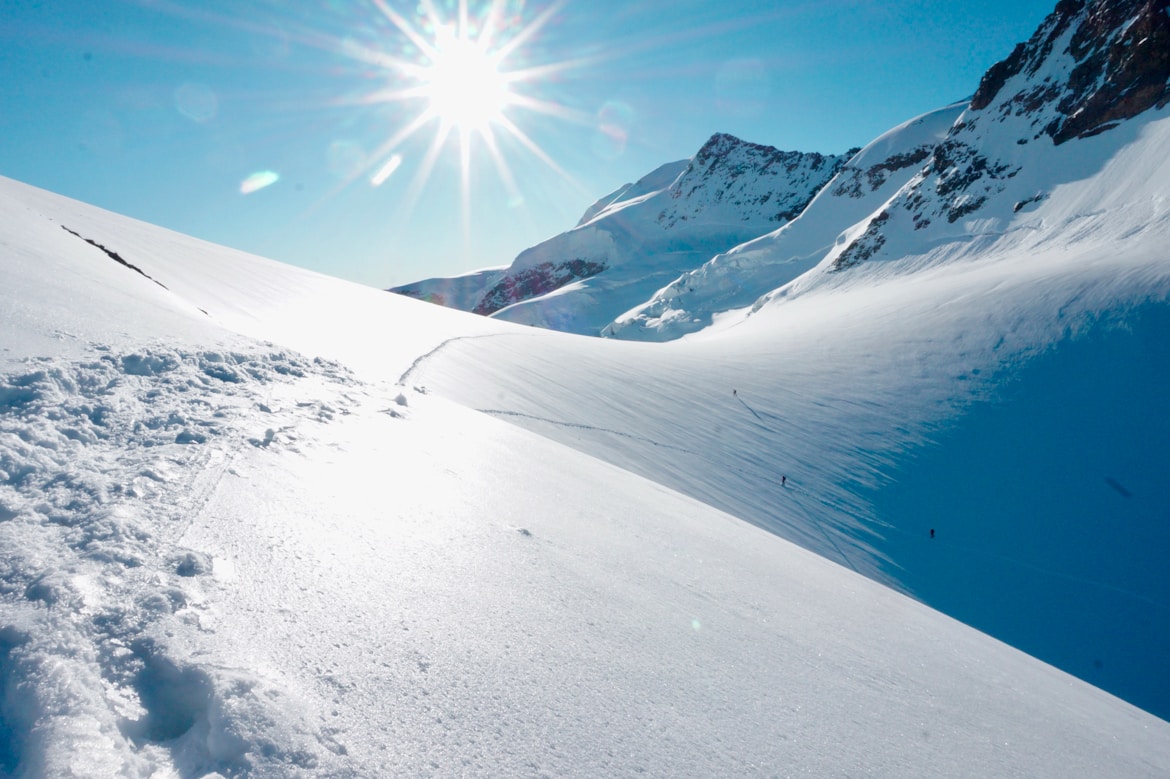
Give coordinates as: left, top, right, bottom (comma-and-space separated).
2, 172, 1169, 776
6, 3, 1170, 765
394, 137, 851, 336
605, 101, 967, 341
409, 97, 1170, 722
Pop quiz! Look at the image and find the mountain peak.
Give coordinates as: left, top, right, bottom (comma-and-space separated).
971, 0, 1170, 144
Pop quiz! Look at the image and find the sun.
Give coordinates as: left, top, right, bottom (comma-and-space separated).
331, 0, 588, 254
358, 0, 578, 174
421, 29, 513, 133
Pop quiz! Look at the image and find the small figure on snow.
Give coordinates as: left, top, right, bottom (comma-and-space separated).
733, 389, 737, 397
930, 528, 935, 539
781, 475, 787, 487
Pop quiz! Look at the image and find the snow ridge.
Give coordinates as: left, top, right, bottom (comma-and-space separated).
604, 103, 965, 340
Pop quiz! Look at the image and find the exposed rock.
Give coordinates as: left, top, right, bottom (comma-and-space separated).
831, 0, 1169, 272
832, 146, 933, 199
831, 211, 890, 271
973, 0, 1170, 144
473, 260, 607, 316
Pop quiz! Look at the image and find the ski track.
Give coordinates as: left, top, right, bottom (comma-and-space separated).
395, 331, 537, 388
0, 343, 369, 777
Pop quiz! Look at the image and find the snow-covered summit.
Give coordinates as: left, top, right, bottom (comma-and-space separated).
392, 134, 850, 334
795, 0, 1170, 281
604, 101, 966, 340
655, 132, 850, 229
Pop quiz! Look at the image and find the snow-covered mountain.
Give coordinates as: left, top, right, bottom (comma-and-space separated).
3, 0, 1170, 775
774, 0, 1170, 293
605, 101, 967, 340
426, 0, 1170, 344
609, 2, 1170, 339
392, 136, 851, 335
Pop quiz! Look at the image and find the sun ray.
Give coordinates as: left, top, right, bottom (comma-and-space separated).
507, 93, 595, 125
284, 0, 593, 264
478, 123, 525, 209
494, 114, 586, 195
406, 127, 452, 212
370, 0, 440, 63
492, 0, 566, 62
459, 125, 473, 255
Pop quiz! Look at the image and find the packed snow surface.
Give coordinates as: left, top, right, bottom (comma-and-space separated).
2, 172, 1169, 778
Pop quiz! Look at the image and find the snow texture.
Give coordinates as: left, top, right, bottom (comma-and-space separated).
2, 170, 1168, 776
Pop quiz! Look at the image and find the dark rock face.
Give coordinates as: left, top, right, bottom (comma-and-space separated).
473, 260, 606, 316
1053, 0, 1170, 142
973, 0, 1170, 144
831, 211, 890, 271
831, 146, 934, 199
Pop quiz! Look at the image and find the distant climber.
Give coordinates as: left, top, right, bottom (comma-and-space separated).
733, 389, 737, 396
781, 475, 787, 487
930, 528, 935, 539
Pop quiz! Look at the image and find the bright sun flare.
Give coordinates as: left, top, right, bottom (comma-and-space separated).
342, 0, 584, 250
422, 32, 513, 132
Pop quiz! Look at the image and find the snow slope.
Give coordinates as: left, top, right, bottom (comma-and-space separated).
3, 172, 1169, 776
404, 0, 1170, 718
392, 137, 850, 336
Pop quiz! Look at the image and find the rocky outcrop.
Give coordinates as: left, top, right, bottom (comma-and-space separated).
830, 146, 933, 200
472, 260, 606, 316
973, 0, 1170, 144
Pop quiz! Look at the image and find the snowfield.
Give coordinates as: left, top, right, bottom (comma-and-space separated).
1, 165, 1168, 776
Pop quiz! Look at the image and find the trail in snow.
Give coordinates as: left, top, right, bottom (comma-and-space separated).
395, 331, 539, 387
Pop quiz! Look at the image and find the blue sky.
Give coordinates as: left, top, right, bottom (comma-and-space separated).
0, 0, 1056, 288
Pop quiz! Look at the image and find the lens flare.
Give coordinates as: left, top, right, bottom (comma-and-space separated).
240, 170, 279, 194
370, 154, 403, 187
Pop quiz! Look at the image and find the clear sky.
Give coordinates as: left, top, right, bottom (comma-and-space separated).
0, 0, 1057, 288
